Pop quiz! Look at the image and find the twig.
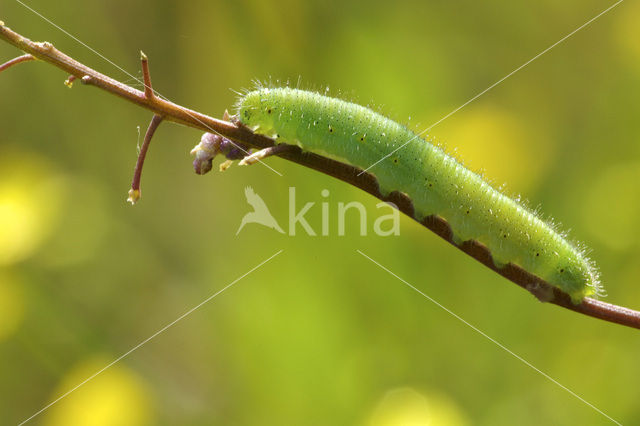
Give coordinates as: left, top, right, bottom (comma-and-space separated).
140, 51, 154, 99
126, 52, 164, 204
0, 53, 34, 71
128, 114, 163, 204
1, 22, 639, 330
238, 143, 298, 166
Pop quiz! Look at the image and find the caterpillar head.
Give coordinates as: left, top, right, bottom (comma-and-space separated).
236, 89, 276, 132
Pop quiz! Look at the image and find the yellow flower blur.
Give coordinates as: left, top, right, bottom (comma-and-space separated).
368, 387, 469, 426
0, 149, 64, 265
44, 357, 154, 426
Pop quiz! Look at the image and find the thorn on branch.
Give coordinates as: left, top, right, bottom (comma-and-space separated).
81, 75, 92, 84
140, 51, 154, 99
128, 114, 164, 204
0, 53, 35, 72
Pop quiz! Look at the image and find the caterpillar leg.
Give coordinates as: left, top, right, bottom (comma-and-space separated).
238, 144, 295, 166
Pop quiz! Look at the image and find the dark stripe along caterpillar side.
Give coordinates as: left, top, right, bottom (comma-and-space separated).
236, 87, 602, 302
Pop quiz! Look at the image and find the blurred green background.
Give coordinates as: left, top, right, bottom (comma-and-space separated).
1, 0, 639, 425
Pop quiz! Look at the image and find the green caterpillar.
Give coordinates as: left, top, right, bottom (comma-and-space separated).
236, 87, 602, 302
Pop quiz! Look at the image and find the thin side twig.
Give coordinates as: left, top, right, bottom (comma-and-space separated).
0, 53, 35, 72
2, 22, 639, 330
140, 51, 154, 99
128, 114, 164, 204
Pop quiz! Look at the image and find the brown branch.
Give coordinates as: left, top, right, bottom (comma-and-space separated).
0, 53, 34, 71
126, 52, 164, 204
2, 22, 639, 330
128, 114, 164, 204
